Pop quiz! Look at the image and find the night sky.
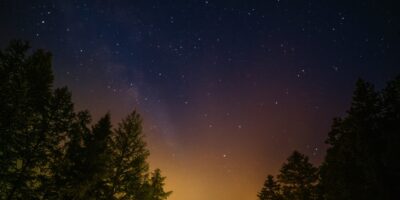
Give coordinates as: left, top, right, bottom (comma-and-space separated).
1, 0, 399, 199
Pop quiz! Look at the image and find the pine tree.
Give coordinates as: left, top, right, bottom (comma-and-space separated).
0, 40, 172, 200
0, 40, 55, 199
319, 79, 383, 200
83, 114, 113, 199
278, 151, 318, 200
380, 76, 400, 199
106, 111, 151, 199
258, 175, 282, 200
139, 169, 172, 200
69, 114, 113, 200
39, 87, 78, 199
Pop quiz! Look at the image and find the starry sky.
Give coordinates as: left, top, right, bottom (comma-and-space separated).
1, 0, 399, 199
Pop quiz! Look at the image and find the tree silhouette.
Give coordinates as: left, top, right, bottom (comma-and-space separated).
258, 151, 318, 200
71, 113, 113, 199
257, 76, 400, 200
258, 175, 282, 200
0, 40, 171, 199
319, 79, 384, 200
40, 89, 90, 199
139, 169, 172, 200
57, 110, 93, 199
381, 76, 400, 199
258, 77, 400, 200
105, 111, 152, 199
0, 40, 55, 199
278, 151, 318, 200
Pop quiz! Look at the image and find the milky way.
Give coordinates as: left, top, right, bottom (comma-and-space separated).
1, 1, 399, 199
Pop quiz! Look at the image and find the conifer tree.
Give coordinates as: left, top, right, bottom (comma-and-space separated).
70, 114, 113, 200
106, 111, 151, 199
0, 40, 54, 199
319, 79, 383, 200
381, 76, 400, 199
0, 40, 172, 200
258, 175, 282, 200
148, 169, 172, 200
278, 151, 318, 200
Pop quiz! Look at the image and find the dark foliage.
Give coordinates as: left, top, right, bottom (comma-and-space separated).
258, 151, 318, 200
259, 77, 400, 200
0, 41, 171, 200
258, 175, 282, 200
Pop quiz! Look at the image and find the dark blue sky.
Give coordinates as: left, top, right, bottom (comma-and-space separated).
1, 0, 399, 199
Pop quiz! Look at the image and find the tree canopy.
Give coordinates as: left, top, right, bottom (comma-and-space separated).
0, 40, 171, 200
258, 151, 318, 200
259, 76, 400, 200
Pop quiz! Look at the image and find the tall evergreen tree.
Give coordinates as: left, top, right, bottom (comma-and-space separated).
141, 169, 172, 200
105, 111, 151, 199
57, 110, 92, 199
0, 40, 54, 199
39, 87, 79, 199
319, 79, 383, 200
258, 77, 400, 200
0, 40, 171, 200
65, 114, 113, 200
82, 114, 113, 199
378, 76, 400, 199
277, 151, 318, 200
258, 175, 282, 200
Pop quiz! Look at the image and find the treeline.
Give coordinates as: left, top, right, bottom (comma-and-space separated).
258, 77, 400, 199
0, 41, 171, 199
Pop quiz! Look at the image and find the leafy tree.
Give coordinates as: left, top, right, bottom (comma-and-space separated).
258, 175, 282, 200
278, 151, 318, 200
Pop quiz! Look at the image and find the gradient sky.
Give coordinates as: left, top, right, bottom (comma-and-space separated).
1, 0, 399, 199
